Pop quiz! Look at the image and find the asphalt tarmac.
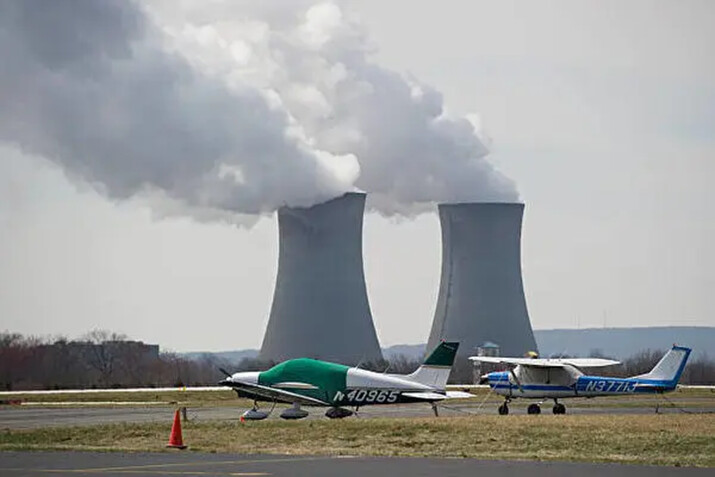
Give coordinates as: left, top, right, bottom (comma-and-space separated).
1, 451, 712, 477
2, 399, 713, 429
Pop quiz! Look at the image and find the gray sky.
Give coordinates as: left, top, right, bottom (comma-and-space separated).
1, 0, 713, 352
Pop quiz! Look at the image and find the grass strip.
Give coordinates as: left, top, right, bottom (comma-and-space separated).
1, 414, 713, 467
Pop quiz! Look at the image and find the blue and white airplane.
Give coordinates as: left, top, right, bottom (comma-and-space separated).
469, 345, 691, 415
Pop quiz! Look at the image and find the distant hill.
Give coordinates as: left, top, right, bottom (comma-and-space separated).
379, 327, 714, 361
181, 326, 714, 364
534, 326, 714, 360
382, 344, 426, 360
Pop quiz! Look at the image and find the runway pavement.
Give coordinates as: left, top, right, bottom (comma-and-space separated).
2, 399, 713, 429
1, 451, 712, 477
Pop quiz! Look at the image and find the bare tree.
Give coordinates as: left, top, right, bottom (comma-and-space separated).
0, 332, 26, 390
384, 354, 422, 375
82, 329, 128, 387
682, 353, 715, 385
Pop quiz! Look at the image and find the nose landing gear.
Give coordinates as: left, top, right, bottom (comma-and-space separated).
240, 399, 273, 421
498, 399, 510, 415
552, 400, 566, 414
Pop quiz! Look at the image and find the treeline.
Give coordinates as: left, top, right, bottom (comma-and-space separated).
1, 331, 713, 390
0, 331, 415, 391
588, 348, 715, 385
0, 331, 249, 391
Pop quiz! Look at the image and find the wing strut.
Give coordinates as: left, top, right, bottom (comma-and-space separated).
509, 368, 524, 393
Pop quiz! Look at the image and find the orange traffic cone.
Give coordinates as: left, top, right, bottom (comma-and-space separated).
166, 409, 187, 449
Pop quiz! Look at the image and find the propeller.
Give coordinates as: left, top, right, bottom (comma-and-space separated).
218, 367, 234, 386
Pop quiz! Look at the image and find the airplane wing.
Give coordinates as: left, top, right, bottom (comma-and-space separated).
559, 358, 621, 368
220, 379, 330, 406
468, 356, 620, 369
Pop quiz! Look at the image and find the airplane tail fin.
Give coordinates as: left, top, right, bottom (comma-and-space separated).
405, 341, 459, 389
630, 346, 691, 389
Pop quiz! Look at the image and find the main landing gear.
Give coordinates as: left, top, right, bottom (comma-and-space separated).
496, 399, 566, 415
241, 400, 272, 421
527, 403, 541, 415
280, 402, 309, 420
325, 407, 353, 419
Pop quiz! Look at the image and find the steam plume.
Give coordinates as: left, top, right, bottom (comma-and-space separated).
0, 0, 518, 222
0, 0, 358, 220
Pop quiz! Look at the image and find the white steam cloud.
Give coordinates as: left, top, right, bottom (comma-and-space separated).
0, 0, 518, 222
0, 0, 358, 220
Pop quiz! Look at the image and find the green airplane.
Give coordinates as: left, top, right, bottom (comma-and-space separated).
219, 341, 470, 419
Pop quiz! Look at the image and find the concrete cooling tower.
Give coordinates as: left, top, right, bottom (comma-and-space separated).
259, 192, 383, 365
427, 202, 538, 357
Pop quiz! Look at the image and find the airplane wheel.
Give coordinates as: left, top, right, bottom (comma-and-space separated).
325, 407, 353, 419
552, 403, 566, 415
527, 403, 541, 415
498, 403, 509, 415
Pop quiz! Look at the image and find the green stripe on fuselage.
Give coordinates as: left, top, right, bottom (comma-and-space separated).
258, 358, 349, 403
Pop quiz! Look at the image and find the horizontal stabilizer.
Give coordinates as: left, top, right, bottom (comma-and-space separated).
633, 383, 671, 391
445, 391, 474, 399
400, 391, 472, 400
402, 392, 449, 401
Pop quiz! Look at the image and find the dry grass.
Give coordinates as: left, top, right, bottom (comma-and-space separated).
1, 414, 713, 467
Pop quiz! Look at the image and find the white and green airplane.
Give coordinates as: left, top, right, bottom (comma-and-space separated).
219, 341, 471, 419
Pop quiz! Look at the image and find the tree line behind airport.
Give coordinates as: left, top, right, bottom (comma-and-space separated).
1, 330, 714, 391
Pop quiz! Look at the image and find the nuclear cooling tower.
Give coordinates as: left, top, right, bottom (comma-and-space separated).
259, 192, 383, 365
427, 202, 538, 357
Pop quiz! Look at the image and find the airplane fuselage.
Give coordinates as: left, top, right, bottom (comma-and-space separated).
224, 358, 451, 407
474, 345, 690, 414
220, 341, 467, 419
486, 371, 678, 399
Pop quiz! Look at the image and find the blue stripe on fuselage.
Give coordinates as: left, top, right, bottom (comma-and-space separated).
492, 383, 573, 392
487, 372, 677, 396
488, 371, 510, 384
576, 376, 677, 394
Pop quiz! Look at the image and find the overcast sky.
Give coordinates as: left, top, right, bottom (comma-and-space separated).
1, 0, 713, 352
